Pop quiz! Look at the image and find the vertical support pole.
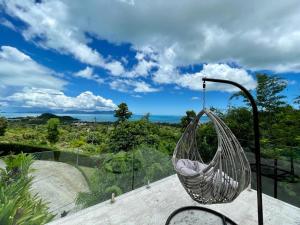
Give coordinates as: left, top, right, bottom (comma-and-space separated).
76, 148, 79, 166
131, 149, 135, 190
111, 193, 115, 203
203, 77, 263, 225
274, 159, 278, 198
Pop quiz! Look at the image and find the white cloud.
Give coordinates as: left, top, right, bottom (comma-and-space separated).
177, 64, 256, 92
125, 48, 158, 78
191, 97, 199, 100
0, 45, 66, 90
110, 79, 159, 93
133, 80, 159, 93
118, 0, 135, 6
153, 46, 179, 84
0, 101, 8, 107
0, 18, 17, 31
154, 62, 256, 92
74, 66, 104, 84
132, 94, 142, 98
1, 0, 299, 93
14, 0, 296, 73
0, 45, 31, 61
1, 0, 125, 75
105, 61, 125, 76
6, 87, 116, 111
74, 67, 94, 79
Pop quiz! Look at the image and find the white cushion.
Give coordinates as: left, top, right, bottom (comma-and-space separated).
176, 159, 207, 176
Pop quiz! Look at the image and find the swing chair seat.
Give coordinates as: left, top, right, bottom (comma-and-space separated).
176, 159, 239, 189
172, 109, 251, 204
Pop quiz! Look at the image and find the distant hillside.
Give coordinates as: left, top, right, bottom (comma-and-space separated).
37, 113, 79, 123
9, 113, 79, 124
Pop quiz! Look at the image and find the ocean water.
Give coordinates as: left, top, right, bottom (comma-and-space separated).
0, 112, 208, 124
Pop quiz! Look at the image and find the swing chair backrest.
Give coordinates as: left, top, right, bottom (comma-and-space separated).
172, 108, 251, 204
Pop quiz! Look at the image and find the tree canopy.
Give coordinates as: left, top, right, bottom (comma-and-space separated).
230, 73, 287, 112
114, 103, 132, 122
180, 110, 196, 130
46, 118, 60, 144
294, 96, 300, 109
256, 74, 287, 112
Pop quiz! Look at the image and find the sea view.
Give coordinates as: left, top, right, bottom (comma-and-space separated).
0, 112, 210, 124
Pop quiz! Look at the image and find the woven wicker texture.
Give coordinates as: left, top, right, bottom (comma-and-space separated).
172, 109, 251, 204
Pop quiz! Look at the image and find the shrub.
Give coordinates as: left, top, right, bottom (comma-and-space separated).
81, 144, 99, 154
86, 132, 102, 144
0, 117, 8, 136
0, 153, 54, 224
0, 143, 54, 157
71, 139, 86, 148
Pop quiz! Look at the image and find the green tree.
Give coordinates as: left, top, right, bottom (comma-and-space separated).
224, 107, 253, 150
46, 118, 60, 144
254, 74, 287, 142
294, 96, 300, 109
229, 74, 288, 143
0, 117, 8, 136
109, 120, 154, 153
180, 110, 196, 130
256, 74, 287, 112
230, 74, 287, 111
114, 103, 132, 122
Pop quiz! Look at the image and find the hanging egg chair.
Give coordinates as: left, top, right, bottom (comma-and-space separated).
172, 108, 251, 204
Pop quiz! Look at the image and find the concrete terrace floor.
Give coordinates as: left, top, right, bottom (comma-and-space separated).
47, 175, 300, 225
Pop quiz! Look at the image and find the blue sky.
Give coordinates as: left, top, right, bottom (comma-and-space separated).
0, 0, 299, 115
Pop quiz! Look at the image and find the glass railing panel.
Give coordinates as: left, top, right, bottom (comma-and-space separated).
1, 142, 299, 224
246, 148, 300, 208
131, 146, 174, 189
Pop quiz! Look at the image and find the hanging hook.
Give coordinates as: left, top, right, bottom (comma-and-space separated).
202, 79, 206, 110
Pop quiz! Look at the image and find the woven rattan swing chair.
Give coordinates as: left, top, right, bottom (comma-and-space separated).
172, 100, 251, 204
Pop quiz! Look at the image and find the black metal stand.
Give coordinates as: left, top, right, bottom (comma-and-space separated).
165, 206, 238, 225
202, 77, 263, 225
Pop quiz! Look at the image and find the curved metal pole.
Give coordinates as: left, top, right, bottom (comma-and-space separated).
202, 77, 263, 225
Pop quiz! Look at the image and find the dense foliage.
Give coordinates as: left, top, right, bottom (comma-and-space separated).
0, 117, 8, 136
0, 116, 180, 157
0, 143, 54, 156
229, 74, 299, 160
0, 153, 54, 225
